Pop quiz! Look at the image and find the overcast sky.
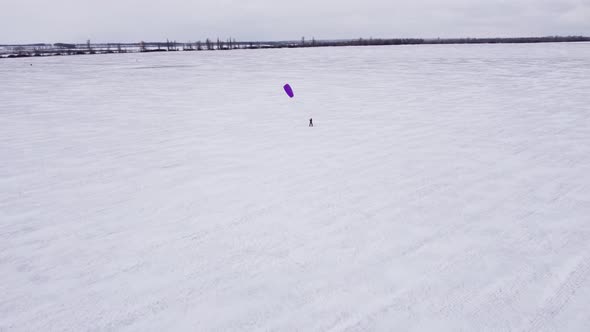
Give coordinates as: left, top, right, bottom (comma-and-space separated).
1, 0, 589, 43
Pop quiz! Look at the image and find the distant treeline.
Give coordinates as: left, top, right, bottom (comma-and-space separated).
325, 36, 590, 46
1, 36, 589, 59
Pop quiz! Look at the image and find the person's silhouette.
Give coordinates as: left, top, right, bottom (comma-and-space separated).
309, 118, 313, 127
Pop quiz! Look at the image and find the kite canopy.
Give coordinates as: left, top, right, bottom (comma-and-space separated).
283, 84, 294, 98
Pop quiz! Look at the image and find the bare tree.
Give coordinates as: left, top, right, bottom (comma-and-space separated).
15, 46, 28, 56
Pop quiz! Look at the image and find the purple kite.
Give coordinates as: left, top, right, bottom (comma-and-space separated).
283, 84, 294, 98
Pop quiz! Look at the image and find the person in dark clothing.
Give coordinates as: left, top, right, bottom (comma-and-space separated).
309, 118, 313, 127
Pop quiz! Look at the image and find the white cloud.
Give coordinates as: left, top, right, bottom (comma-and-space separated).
0, 0, 588, 43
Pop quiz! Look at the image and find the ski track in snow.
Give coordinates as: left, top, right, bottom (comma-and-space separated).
1, 43, 590, 331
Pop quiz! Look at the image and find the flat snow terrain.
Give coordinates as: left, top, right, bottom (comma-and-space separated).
2, 43, 590, 331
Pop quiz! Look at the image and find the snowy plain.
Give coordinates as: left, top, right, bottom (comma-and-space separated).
2, 43, 590, 331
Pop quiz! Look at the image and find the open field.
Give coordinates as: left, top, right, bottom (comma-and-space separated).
1, 42, 590, 331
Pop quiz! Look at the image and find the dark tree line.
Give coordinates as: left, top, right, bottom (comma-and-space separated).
275, 35, 590, 48
2, 36, 589, 59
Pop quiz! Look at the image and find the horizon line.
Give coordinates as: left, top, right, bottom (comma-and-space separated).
2, 35, 590, 46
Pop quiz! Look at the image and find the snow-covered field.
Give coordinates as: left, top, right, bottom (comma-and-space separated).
2, 43, 590, 331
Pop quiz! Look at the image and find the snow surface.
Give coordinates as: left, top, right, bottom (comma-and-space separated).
2, 43, 590, 331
